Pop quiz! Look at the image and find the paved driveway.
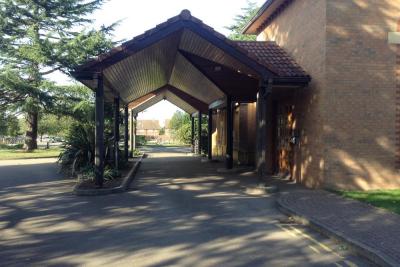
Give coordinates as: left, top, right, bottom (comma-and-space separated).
0, 150, 372, 266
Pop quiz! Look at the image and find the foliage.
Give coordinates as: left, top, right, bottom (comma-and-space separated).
132, 149, 142, 157
58, 121, 95, 176
38, 113, 73, 139
169, 111, 192, 143
77, 165, 115, 182
0, 0, 116, 150
136, 135, 147, 146
159, 127, 165, 135
57, 97, 121, 177
0, 113, 20, 136
226, 1, 260, 41
337, 190, 400, 215
169, 111, 208, 144
0, 143, 23, 149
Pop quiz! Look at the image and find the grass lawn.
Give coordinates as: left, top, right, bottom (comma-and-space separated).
337, 190, 400, 215
0, 147, 62, 160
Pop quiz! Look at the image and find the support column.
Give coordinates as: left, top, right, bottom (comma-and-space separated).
95, 73, 104, 187
130, 110, 136, 156
124, 105, 129, 161
134, 114, 137, 146
114, 96, 120, 172
256, 78, 273, 176
226, 95, 233, 169
198, 111, 202, 155
191, 116, 195, 153
208, 109, 212, 160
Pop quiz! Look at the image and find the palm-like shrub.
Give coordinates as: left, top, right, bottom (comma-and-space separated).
58, 100, 127, 180
58, 121, 94, 176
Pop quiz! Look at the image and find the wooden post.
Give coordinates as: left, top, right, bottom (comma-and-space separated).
191, 116, 195, 153
124, 105, 129, 161
208, 109, 212, 160
198, 111, 202, 154
130, 109, 136, 156
95, 73, 104, 187
256, 78, 273, 176
226, 95, 233, 169
114, 96, 120, 172
134, 114, 137, 147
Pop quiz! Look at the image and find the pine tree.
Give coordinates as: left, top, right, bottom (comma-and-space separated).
226, 1, 259, 41
0, 0, 115, 150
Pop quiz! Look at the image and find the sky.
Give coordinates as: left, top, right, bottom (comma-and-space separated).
52, 0, 265, 126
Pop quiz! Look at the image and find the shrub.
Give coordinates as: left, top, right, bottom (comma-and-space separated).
58, 121, 127, 178
136, 135, 146, 146
58, 122, 95, 176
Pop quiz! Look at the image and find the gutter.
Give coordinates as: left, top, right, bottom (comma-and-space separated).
242, 0, 275, 34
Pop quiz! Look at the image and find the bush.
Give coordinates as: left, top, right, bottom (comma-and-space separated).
0, 143, 24, 149
58, 122, 95, 176
58, 120, 127, 178
136, 135, 146, 146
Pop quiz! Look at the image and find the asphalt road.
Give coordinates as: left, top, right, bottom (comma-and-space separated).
0, 149, 373, 266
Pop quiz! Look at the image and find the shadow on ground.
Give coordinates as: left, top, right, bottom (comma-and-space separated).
0, 147, 370, 266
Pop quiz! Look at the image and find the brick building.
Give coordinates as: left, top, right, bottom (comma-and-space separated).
136, 120, 161, 140
73, 1, 400, 190
244, 0, 400, 189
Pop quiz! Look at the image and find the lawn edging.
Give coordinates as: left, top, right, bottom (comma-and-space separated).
276, 194, 397, 267
73, 154, 144, 196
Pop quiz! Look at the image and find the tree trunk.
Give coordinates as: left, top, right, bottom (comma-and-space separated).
24, 111, 38, 151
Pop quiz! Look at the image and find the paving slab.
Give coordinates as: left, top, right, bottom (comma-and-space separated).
278, 190, 400, 267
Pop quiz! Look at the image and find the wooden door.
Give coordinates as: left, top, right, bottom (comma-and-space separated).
277, 105, 295, 178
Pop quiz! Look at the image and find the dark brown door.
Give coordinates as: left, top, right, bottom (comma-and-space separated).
277, 104, 295, 178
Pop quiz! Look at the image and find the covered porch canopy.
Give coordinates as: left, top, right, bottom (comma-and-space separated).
72, 10, 310, 186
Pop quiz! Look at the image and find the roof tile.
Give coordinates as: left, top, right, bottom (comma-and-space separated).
234, 41, 308, 77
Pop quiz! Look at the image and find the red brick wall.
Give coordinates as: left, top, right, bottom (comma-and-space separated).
259, 0, 327, 188
258, 0, 400, 189
396, 21, 400, 169
324, 0, 400, 189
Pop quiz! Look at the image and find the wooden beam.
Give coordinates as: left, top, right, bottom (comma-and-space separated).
226, 95, 233, 169
124, 105, 129, 161
95, 73, 105, 187
208, 109, 212, 160
114, 96, 120, 172
130, 109, 136, 156
167, 85, 208, 113
191, 116, 195, 153
198, 111, 202, 155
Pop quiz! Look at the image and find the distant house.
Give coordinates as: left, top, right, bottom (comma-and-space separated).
136, 120, 161, 140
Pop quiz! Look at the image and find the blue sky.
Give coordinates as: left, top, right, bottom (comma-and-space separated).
54, 0, 265, 125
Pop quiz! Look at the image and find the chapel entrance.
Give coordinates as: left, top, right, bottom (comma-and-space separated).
276, 104, 295, 178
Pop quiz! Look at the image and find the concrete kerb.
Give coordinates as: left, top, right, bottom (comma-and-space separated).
73, 154, 145, 196
276, 193, 398, 267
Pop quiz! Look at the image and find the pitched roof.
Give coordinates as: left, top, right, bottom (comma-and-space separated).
242, 0, 288, 35
137, 120, 161, 130
74, 10, 308, 80
234, 41, 308, 77
74, 10, 272, 77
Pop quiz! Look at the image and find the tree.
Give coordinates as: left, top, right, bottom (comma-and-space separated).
169, 111, 208, 144
0, 0, 116, 151
38, 113, 72, 141
226, 1, 259, 41
0, 113, 20, 137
